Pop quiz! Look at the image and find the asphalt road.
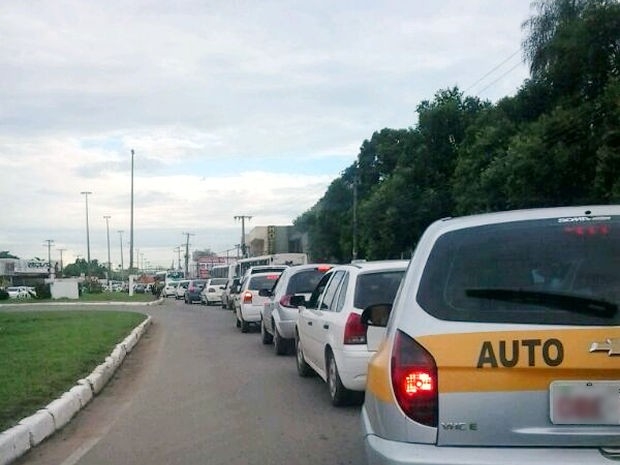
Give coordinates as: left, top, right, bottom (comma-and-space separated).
12, 298, 368, 465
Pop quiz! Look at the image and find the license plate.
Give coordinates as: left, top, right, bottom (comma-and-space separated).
550, 381, 620, 425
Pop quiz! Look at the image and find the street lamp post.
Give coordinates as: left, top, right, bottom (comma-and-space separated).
43, 239, 54, 278
117, 230, 124, 276
80, 191, 92, 274
104, 215, 112, 278
129, 149, 135, 271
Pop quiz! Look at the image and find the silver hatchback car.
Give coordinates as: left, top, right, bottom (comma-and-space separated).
361, 205, 620, 465
260, 263, 333, 355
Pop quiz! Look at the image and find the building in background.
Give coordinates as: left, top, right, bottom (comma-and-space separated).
246, 225, 308, 257
0, 258, 55, 286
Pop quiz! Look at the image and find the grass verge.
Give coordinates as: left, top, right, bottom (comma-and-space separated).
0, 310, 147, 431
2, 291, 157, 304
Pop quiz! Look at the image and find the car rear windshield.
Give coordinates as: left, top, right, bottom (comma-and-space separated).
417, 215, 620, 325
354, 270, 405, 309
286, 269, 328, 294
248, 274, 280, 291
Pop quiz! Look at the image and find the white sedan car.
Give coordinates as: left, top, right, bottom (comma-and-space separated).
7, 286, 32, 298
235, 271, 282, 333
295, 260, 408, 406
200, 278, 228, 305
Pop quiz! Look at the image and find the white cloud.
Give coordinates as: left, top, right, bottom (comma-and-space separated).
0, 0, 535, 267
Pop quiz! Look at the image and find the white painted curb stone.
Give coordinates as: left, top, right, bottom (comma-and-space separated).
18, 410, 55, 447
69, 383, 93, 408
45, 391, 81, 430
0, 424, 30, 465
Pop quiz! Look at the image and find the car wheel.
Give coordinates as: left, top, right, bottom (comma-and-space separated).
274, 325, 289, 356
236, 315, 241, 328
261, 319, 273, 345
295, 333, 313, 377
327, 351, 358, 406
240, 316, 249, 333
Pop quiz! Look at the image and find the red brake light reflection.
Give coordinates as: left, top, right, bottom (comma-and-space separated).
317, 265, 332, 272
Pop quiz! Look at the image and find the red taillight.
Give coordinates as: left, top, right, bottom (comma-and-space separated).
317, 264, 332, 272
243, 291, 253, 304
343, 312, 366, 345
279, 294, 296, 308
391, 330, 438, 427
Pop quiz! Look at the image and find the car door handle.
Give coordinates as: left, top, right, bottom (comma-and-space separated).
308, 321, 312, 326
323, 324, 329, 329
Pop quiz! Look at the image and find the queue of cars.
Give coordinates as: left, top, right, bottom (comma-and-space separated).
193, 205, 620, 465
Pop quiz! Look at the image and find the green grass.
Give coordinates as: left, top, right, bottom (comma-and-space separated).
2, 291, 157, 304
0, 310, 147, 430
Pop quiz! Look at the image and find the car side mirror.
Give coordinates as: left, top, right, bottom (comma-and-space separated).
258, 289, 272, 297
289, 295, 306, 307
361, 303, 392, 327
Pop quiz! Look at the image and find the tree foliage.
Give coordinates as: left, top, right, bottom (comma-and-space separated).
295, 0, 620, 262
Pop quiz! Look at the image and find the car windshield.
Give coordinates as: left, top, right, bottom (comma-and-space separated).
417, 216, 620, 325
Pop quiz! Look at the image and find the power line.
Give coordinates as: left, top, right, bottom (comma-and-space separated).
464, 49, 523, 95
475, 60, 525, 96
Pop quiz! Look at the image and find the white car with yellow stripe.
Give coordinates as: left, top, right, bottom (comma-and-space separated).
361, 205, 620, 465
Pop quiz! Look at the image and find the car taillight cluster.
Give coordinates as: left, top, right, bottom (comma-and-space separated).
279, 294, 297, 308
391, 330, 438, 427
243, 291, 253, 304
343, 312, 366, 345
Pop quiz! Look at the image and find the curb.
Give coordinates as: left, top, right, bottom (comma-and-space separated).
0, 315, 153, 465
0, 298, 164, 308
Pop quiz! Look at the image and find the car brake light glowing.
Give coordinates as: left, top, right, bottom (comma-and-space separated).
404, 372, 433, 395
279, 294, 296, 308
391, 330, 438, 427
317, 264, 332, 272
343, 312, 366, 345
243, 291, 253, 303
564, 225, 610, 236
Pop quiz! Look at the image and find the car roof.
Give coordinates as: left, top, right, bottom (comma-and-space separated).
331, 259, 409, 272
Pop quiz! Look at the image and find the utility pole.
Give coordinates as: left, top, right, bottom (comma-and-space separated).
234, 215, 252, 258
117, 230, 124, 275
103, 215, 112, 278
80, 191, 92, 271
182, 233, 194, 277
352, 163, 359, 261
57, 248, 66, 276
174, 247, 181, 270
43, 239, 54, 278
129, 149, 135, 271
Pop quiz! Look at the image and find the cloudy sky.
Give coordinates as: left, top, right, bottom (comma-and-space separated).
1, 0, 534, 270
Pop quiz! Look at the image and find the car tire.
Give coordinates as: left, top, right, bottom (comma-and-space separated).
236, 315, 241, 328
261, 319, 273, 345
295, 333, 313, 377
273, 325, 289, 356
327, 351, 358, 406
240, 318, 249, 333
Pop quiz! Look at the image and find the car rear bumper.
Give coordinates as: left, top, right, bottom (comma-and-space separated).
361, 408, 615, 465
333, 347, 371, 391
240, 304, 262, 322
276, 319, 296, 339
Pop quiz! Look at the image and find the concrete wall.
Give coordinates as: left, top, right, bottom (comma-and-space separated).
50, 280, 79, 300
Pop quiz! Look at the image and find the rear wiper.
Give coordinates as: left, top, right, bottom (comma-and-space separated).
465, 288, 618, 318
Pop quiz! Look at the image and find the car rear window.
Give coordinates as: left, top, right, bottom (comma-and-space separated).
286, 269, 328, 294
248, 274, 280, 291
417, 216, 620, 325
354, 270, 405, 309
